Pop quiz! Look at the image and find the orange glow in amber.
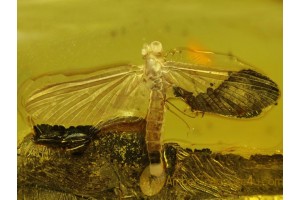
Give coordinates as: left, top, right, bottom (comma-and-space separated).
186, 41, 212, 66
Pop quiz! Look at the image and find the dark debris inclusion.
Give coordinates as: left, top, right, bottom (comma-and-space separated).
32, 118, 178, 177
20, 116, 282, 199
173, 69, 280, 118
33, 124, 99, 153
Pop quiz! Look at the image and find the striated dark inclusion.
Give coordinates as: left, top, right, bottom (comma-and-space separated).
33, 124, 98, 153
173, 69, 280, 118
18, 117, 282, 199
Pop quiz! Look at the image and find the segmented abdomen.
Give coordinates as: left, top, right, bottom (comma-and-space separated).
145, 80, 165, 169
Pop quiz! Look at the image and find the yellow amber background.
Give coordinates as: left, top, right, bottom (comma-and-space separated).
18, 0, 282, 156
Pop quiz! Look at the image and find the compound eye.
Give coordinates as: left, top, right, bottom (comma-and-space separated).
150, 41, 163, 54
141, 44, 150, 56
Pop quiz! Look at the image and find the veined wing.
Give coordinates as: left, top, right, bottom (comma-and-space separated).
163, 48, 280, 118
19, 64, 150, 127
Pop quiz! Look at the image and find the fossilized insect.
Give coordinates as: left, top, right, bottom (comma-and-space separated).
18, 41, 280, 196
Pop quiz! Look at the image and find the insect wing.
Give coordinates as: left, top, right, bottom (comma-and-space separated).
163, 49, 280, 118
19, 64, 149, 128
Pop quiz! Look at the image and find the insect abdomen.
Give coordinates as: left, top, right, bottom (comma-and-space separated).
145, 84, 165, 177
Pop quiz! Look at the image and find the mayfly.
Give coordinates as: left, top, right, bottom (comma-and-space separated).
19, 41, 280, 195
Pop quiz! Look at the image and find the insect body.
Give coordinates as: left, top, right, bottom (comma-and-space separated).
142, 42, 167, 177
19, 41, 280, 196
